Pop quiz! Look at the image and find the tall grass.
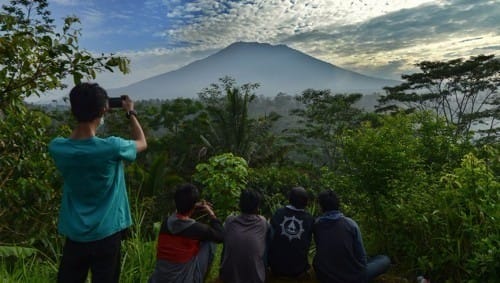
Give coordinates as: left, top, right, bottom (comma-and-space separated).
0, 253, 57, 282
120, 189, 157, 283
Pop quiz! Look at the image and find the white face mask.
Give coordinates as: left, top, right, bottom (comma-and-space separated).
98, 116, 105, 129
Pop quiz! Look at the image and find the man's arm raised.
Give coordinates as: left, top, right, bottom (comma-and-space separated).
122, 95, 147, 153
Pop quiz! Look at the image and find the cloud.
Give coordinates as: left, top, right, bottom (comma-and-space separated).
11, 0, 500, 88
158, 0, 437, 49
81, 8, 104, 26
91, 47, 216, 88
64, 0, 496, 84
51, 0, 81, 6
145, 0, 497, 80
279, 0, 500, 79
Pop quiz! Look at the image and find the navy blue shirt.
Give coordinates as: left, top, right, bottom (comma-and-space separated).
313, 210, 367, 283
268, 205, 314, 276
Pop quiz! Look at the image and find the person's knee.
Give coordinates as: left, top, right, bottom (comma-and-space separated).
378, 255, 391, 271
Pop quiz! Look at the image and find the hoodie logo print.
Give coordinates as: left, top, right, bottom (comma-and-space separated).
280, 216, 304, 241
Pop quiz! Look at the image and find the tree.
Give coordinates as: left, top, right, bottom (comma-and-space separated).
290, 89, 367, 169
341, 111, 472, 253
0, 0, 129, 249
198, 76, 281, 165
0, 0, 129, 111
146, 98, 210, 175
378, 55, 499, 143
193, 153, 249, 219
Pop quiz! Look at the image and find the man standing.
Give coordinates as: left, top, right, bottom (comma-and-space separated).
149, 183, 224, 283
219, 189, 271, 283
49, 82, 147, 283
268, 186, 314, 278
313, 190, 390, 283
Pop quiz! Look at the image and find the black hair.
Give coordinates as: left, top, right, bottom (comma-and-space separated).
69, 82, 108, 122
288, 186, 308, 209
318, 190, 340, 212
174, 183, 200, 214
239, 189, 261, 214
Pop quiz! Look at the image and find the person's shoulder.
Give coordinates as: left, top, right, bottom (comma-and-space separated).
257, 214, 267, 222
49, 137, 67, 146
101, 136, 127, 144
286, 206, 313, 219
343, 216, 360, 229
48, 137, 69, 153
190, 220, 211, 230
271, 207, 287, 217
100, 136, 135, 148
224, 215, 237, 224
297, 211, 314, 226
302, 210, 315, 220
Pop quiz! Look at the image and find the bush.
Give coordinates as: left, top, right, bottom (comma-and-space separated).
193, 153, 249, 218
0, 107, 68, 254
381, 150, 499, 282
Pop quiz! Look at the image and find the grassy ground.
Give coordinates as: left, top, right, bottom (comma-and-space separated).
208, 271, 410, 283
205, 245, 410, 283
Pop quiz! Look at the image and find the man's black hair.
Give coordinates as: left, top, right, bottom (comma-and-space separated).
174, 183, 200, 214
69, 82, 108, 122
318, 190, 340, 212
288, 186, 308, 209
239, 189, 261, 214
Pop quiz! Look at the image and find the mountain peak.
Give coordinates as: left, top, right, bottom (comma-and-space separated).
217, 41, 289, 55
110, 42, 399, 100
226, 41, 277, 49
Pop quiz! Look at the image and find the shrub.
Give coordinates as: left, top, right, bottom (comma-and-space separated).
381, 150, 499, 282
193, 153, 249, 218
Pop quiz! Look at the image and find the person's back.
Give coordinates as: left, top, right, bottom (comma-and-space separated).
50, 136, 135, 241
268, 187, 314, 278
49, 83, 147, 283
149, 184, 224, 283
313, 212, 366, 283
313, 190, 390, 283
220, 189, 270, 283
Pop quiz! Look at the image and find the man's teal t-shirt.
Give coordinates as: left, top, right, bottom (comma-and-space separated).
49, 136, 137, 242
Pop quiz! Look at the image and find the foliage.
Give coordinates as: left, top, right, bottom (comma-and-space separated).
248, 165, 319, 216
1, 28, 498, 283
0, 0, 129, 256
343, 113, 424, 196
0, 246, 38, 258
193, 153, 249, 218
381, 150, 499, 282
0, 255, 57, 282
146, 98, 211, 175
379, 54, 499, 143
341, 112, 471, 252
290, 89, 368, 169
0, 107, 67, 250
434, 151, 499, 282
120, 190, 157, 283
0, 0, 129, 110
199, 76, 282, 165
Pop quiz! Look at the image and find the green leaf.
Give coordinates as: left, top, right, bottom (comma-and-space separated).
0, 246, 38, 258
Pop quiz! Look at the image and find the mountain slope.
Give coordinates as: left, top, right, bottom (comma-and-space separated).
110, 42, 399, 100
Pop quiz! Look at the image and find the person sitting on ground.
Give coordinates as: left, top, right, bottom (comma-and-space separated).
268, 186, 314, 279
148, 183, 224, 283
313, 190, 390, 283
219, 189, 271, 283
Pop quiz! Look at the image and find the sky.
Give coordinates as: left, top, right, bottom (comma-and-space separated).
3, 0, 500, 90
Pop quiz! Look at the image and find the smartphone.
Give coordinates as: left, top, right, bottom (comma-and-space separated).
108, 97, 123, 108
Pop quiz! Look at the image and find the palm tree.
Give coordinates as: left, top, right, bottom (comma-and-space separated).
199, 77, 281, 165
